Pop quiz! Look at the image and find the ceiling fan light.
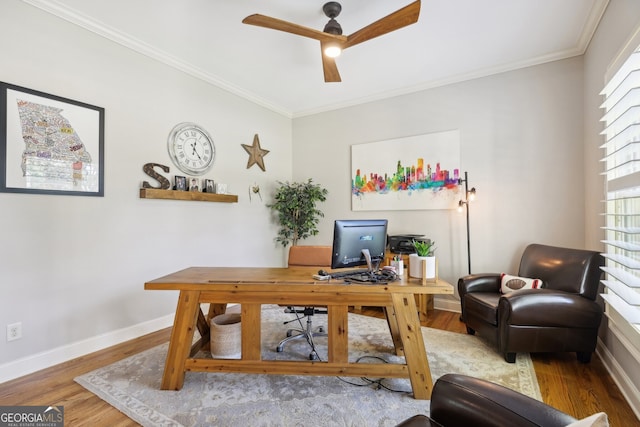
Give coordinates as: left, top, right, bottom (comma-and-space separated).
324, 44, 342, 58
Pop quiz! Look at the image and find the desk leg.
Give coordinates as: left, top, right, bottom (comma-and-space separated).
241, 304, 261, 360
383, 306, 404, 357
327, 305, 348, 363
207, 303, 227, 322
161, 290, 201, 390
391, 293, 433, 400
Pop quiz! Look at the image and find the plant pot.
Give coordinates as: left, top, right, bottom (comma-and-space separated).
409, 254, 436, 279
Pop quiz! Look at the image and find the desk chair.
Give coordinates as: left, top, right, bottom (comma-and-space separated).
276, 245, 332, 360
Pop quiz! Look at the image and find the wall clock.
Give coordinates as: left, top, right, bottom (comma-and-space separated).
167, 122, 215, 176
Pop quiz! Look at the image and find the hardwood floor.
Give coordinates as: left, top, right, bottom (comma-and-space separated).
0, 308, 637, 426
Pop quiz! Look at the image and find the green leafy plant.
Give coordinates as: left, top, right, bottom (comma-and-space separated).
267, 179, 328, 247
412, 239, 436, 257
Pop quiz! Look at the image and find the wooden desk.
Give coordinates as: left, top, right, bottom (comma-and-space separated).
145, 266, 453, 400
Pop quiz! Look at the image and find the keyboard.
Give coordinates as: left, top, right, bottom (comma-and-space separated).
328, 269, 370, 279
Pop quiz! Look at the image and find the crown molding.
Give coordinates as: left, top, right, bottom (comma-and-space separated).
20, 0, 293, 118
21, 0, 608, 120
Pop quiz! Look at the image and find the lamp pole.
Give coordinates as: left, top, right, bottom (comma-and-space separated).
458, 171, 474, 275
464, 172, 471, 275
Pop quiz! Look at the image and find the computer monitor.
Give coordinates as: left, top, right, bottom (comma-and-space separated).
330, 219, 388, 270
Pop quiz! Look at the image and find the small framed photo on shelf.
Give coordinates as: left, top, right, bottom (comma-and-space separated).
204, 179, 215, 193
216, 183, 228, 194
188, 177, 199, 192
174, 175, 187, 191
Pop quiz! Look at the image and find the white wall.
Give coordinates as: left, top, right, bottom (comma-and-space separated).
583, 0, 640, 417
0, 0, 291, 379
292, 57, 586, 298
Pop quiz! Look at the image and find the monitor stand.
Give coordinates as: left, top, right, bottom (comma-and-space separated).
362, 249, 373, 272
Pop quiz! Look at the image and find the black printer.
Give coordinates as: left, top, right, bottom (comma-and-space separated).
388, 235, 430, 254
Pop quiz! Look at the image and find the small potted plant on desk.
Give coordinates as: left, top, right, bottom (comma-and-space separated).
409, 240, 437, 281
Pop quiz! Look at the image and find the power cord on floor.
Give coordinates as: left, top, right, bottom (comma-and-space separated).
336, 355, 412, 394
284, 314, 410, 392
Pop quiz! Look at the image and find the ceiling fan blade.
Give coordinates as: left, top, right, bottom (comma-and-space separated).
343, 0, 421, 49
320, 42, 342, 82
243, 14, 347, 43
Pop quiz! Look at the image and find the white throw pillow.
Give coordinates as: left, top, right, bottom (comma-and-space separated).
500, 273, 542, 294
565, 412, 609, 427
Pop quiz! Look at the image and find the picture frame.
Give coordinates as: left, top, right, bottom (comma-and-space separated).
204, 179, 215, 193
0, 81, 105, 197
188, 177, 199, 192
174, 176, 187, 191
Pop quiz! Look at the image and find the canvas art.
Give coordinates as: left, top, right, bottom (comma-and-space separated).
351, 130, 461, 211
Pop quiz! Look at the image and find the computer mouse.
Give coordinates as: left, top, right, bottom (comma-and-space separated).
318, 269, 329, 276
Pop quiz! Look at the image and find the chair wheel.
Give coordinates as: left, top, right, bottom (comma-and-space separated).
286, 331, 293, 337
317, 326, 325, 333
276, 345, 284, 352
309, 353, 318, 361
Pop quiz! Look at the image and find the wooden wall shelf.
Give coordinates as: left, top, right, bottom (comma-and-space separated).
139, 188, 238, 203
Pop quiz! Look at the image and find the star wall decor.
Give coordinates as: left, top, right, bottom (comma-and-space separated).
241, 134, 270, 171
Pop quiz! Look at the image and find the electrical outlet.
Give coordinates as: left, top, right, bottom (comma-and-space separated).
7, 322, 22, 341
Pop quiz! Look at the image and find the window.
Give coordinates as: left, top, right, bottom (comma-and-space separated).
600, 43, 640, 337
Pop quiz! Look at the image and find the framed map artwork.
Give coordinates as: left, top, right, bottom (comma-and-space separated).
0, 81, 105, 196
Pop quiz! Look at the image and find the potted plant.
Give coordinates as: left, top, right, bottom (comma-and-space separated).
409, 239, 437, 279
267, 179, 328, 247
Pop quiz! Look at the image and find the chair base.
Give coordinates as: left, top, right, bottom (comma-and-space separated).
276, 313, 327, 360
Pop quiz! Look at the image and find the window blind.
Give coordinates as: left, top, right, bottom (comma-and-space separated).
600, 45, 640, 334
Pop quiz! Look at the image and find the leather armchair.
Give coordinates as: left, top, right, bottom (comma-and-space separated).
458, 243, 604, 363
395, 374, 578, 427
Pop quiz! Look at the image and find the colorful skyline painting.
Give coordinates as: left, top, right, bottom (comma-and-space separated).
351, 130, 461, 211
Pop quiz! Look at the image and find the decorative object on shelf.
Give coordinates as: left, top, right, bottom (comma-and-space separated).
0, 81, 105, 197
241, 134, 269, 171
167, 122, 215, 176
204, 179, 215, 193
249, 183, 262, 202
174, 175, 187, 191
457, 171, 477, 274
142, 163, 171, 189
188, 177, 199, 192
267, 179, 328, 246
408, 239, 436, 279
216, 183, 228, 194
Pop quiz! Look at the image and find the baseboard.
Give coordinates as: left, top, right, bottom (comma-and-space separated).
596, 337, 640, 420
434, 295, 461, 313
0, 313, 175, 384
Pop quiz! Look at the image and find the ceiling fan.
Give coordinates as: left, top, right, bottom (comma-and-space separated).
242, 1, 421, 83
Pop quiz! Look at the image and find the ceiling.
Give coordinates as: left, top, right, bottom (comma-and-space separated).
23, 0, 609, 117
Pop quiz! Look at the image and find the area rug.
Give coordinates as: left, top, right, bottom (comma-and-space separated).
75, 305, 541, 427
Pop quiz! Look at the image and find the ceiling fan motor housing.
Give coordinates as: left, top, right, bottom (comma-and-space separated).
323, 2, 343, 35
323, 2, 342, 18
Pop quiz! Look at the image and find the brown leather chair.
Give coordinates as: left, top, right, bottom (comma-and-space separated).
276, 245, 332, 360
458, 243, 604, 363
396, 374, 580, 427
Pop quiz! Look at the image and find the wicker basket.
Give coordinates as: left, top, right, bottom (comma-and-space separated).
210, 313, 241, 359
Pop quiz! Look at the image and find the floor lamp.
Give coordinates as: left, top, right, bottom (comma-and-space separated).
458, 172, 476, 275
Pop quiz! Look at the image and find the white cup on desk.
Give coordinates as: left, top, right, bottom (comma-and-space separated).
390, 260, 404, 276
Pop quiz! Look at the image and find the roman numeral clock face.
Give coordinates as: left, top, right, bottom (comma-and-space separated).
167, 122, 215, 176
